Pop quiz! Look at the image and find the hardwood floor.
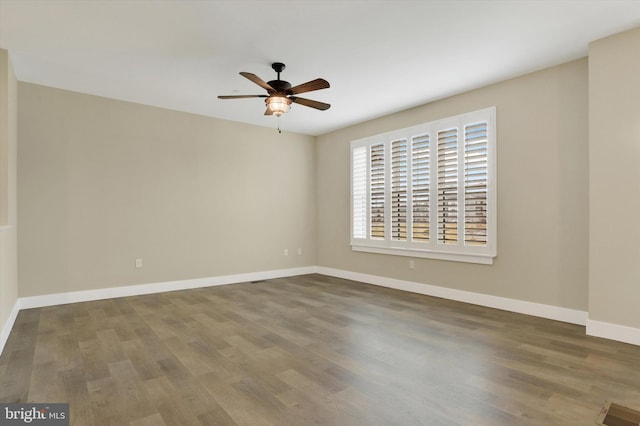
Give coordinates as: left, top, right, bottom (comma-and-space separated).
1, 274, 639, 425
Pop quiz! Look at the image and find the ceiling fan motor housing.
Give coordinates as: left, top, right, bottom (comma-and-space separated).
267, 80, 292, 93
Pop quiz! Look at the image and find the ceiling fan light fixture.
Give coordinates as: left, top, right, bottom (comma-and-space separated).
218, 63, 330, 119
266, 95, 291, 117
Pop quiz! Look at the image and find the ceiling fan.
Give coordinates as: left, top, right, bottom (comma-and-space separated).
218, 62, 330, 117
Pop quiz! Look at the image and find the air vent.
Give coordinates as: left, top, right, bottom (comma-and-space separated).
596, 401, 640, 426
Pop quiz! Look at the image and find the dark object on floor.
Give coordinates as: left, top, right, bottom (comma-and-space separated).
596, 401, 640, 426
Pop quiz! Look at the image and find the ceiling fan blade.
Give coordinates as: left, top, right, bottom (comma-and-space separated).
289, 78, 330, 95
290, 96, 330, 111
218, 95, 267, 99
240, 72, 275, 93
264, 108, 274, 116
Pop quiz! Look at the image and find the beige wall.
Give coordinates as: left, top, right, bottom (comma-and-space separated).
0, 49, 18, 336
18, 83, 316, 297
317, 59, 589, 311
0, 51, 9, 228
589, 28, 640, 329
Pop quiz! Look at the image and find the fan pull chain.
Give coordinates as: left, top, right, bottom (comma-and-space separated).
277, 116, 282, 134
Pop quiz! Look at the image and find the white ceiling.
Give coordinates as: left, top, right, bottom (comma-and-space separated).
1, 1, 640, 136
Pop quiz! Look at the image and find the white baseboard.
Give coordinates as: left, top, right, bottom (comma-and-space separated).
586, 319, 640, 346
19, 266, 317, 310
6, 265, 640, 356
317, 267, 588, 326
0, 300, 20, 356
0, 266, 310, 357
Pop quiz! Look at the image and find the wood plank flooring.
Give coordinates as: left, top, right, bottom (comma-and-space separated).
1, 274, 639, 425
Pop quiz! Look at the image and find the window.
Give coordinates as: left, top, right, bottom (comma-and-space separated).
350, 107, 496, 264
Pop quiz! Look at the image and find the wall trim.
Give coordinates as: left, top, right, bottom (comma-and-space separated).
6, 266, 640, 355
317, 266, 588, 326
0, 299, 20, 356
586, 319, 640, 346
19, 266, 316, 310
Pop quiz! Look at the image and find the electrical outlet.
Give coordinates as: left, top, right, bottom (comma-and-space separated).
135, 258, 143, 268
284, 249, 289, 256
409, 260, 415, 270
297, 248, 302, 255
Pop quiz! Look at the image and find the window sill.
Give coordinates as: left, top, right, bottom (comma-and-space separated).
351, 244, 495, 265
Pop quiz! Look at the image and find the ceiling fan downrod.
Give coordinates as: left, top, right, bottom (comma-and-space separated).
271, 62, 286, 80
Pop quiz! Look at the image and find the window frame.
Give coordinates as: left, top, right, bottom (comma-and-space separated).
350, 107, 496, 265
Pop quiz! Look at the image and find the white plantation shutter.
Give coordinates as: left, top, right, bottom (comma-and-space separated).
350, 107, 495, 264
411, 134, 430, 242
464, 122, 488, 246
437, 128, 459, 245
391, 139, 408, 241
352, 146, 367, 239
370, 143, 385, 239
